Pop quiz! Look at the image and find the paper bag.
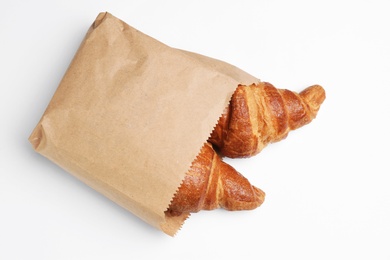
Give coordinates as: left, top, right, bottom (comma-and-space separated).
29, 12, 259, 236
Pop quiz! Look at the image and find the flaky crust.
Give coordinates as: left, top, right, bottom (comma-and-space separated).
209, 82, 326, 158
166, 142, 265, 216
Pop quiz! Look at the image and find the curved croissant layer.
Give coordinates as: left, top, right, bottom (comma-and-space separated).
209, 82, 326, 158
166, 142, 265, 216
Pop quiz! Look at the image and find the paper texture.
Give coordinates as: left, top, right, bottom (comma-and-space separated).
29, 12, 259, 236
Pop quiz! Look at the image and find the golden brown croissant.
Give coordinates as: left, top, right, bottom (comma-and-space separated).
209, 82, 326, 158
166, 142, 265, 216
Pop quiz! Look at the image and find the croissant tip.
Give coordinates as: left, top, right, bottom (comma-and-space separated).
301, 84, 326, 102
299, 84, 326, 115
253, 186, 266, 207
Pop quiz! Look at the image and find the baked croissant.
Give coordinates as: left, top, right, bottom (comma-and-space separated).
209, 82, 326, 158
166, 142, 265, 216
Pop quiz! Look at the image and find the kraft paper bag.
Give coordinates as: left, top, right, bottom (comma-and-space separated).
29, 12, 259, 236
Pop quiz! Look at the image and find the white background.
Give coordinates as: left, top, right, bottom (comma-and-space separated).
1, 1, 390, 259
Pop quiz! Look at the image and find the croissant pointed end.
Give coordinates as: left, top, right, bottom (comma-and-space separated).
253, 186, 266, 208
299, 85, 326, 114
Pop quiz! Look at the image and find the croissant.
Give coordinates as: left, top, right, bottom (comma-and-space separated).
209, 82, 326, 158
166, 142, 265, 216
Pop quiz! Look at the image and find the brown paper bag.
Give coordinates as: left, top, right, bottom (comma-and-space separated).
29, 12, 259, 236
